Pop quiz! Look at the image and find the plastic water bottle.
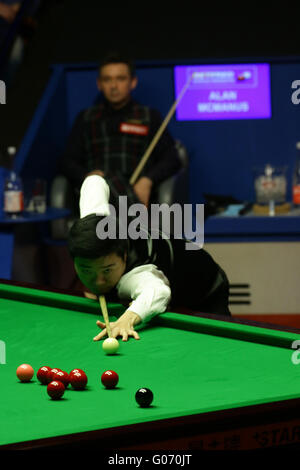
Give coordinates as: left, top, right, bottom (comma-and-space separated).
3, 171, 24, 217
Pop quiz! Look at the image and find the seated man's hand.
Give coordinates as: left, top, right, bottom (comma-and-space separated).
133, 177, 153, 207
93, 309, 141, 342
85, 170, 105, 178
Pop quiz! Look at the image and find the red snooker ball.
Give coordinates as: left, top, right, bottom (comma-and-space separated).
69, 369, 85, 379
46, 368, 61, 384
69, 371, 87, 390
47, 380, 65, 400
16, 364, 34, 382
53, 370, 69, 389
37, 366, 52, 385
101, 370, 119, 389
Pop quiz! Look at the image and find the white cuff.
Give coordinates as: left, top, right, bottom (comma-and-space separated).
116, 265, 171, 322
129, 285, 171, 321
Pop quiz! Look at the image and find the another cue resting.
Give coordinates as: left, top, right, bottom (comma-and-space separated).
99, 295, 112, 338
129, 73, 195, 186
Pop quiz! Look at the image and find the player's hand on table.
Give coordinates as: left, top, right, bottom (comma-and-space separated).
133, 177, 153, 207
93, 310, 142, 342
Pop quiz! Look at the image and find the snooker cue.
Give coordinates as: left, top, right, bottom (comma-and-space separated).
99, 295, 112, 338
129, 73, 195, 186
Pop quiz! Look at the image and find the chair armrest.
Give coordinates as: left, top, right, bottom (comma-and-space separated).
50, 175, 76, 239
50, 175, 73, 209
157, 140, 189, 205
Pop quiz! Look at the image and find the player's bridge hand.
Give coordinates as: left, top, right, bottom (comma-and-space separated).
93, 310, 141, 342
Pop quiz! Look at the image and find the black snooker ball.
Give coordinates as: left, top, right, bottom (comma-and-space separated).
135, 388, 153, 407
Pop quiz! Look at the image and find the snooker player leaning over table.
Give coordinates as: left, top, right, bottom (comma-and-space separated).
67, 174, 231, 343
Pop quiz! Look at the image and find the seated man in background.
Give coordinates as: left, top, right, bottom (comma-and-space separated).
60, 51, 182, 209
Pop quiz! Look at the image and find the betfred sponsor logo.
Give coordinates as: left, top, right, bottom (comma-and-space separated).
119, 122, 149, 136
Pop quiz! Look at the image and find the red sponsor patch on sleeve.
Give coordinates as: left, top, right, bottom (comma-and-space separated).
119, 122, 149, 136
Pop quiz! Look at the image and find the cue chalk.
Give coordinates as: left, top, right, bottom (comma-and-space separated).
99, 295, 112, 338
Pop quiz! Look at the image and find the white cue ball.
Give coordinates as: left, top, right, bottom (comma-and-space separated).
102, 338, 119, 354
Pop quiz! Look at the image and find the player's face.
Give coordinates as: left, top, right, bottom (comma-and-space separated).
74, 253, 127, 295
97, 63, 137, 108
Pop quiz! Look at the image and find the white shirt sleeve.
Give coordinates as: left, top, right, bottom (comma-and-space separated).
116, 264, 171, 322
79, 175, 111, 217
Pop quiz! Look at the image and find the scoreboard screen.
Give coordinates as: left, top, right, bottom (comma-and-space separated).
174, 63, 271, 121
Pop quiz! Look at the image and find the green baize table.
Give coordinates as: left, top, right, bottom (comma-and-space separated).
1, 282, 300, 451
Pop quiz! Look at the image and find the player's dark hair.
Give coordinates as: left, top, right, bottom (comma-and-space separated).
68, 214, 128, 260
99, 51, 136, 77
